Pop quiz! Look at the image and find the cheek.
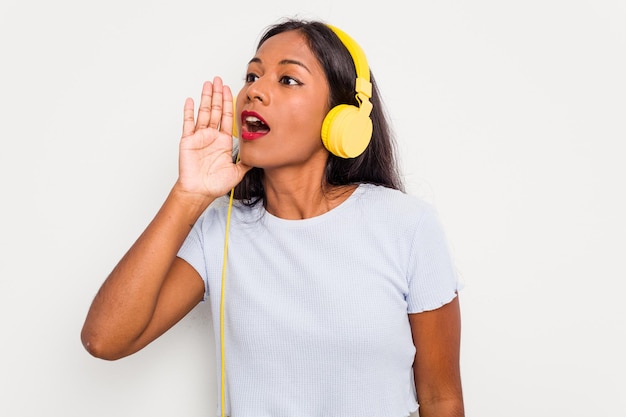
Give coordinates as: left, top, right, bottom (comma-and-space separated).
283, 98, 329, 139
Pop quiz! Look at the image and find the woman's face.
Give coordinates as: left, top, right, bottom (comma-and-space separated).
236, 30, 331, 171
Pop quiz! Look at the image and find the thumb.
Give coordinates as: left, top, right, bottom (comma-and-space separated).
234, 161, 253, 182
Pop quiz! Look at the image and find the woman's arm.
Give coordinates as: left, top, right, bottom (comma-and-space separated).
409, 296, 465, 417
81, 78, 250, 360
80, 188, 210, 360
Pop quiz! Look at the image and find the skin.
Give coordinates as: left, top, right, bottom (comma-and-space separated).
410, 297, 464, 416
81, 30, 463, 416
237, 30, 355, 219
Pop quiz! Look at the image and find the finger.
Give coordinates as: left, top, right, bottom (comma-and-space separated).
182, 98, 195, 138
195, 81, 213, 130
220, 85, 234, 136
207, 76, 224, 130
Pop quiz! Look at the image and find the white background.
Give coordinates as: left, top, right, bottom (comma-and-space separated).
1, 1, 624, 416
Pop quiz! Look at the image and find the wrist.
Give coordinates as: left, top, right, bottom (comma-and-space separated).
168, 183, 216, 216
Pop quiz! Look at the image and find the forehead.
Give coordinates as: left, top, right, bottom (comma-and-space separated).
253, 30, 321, 68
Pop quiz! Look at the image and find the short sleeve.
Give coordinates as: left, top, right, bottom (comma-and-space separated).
406, 205, 462, 313
178, 211, 210, 301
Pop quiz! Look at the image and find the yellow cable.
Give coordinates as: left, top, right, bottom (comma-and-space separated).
218, 101, 240, 417
220, 185, 236, 417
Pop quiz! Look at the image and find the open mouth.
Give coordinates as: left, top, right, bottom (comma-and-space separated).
244, 115, 270, 133
241, 111, 270, 140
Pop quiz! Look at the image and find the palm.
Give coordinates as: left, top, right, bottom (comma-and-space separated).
177, 78, 249, 198
179, 127, 240, 196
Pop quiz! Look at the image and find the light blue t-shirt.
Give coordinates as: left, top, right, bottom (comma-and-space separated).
178, 183, 461, 417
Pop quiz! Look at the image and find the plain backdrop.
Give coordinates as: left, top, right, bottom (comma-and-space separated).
1, 0, 624, 416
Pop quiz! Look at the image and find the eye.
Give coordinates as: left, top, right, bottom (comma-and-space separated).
245, 73, 259, 83
280, 76, 301, 86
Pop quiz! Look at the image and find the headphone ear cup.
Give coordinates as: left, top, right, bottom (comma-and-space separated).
321, 104, 373, 158
232, 118, 239, 138
232, 95, 239, 137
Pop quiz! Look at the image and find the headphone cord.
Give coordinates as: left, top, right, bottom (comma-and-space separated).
220, 185, 236, 417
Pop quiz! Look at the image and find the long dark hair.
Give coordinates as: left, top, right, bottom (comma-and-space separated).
233, 19, 404, 203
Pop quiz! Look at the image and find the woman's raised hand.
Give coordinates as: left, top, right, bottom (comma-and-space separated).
176, 77, 250, 200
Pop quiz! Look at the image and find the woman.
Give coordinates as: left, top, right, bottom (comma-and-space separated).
81, 18, 464, 417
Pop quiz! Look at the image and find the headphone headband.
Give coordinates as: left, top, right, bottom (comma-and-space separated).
326, 25, 370, 86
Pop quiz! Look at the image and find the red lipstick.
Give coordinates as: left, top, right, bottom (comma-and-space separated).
241, 111, 270, 141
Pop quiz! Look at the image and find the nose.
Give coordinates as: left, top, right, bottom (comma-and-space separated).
245, 78, 268, 103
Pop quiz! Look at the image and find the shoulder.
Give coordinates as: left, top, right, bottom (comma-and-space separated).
194, 196, 254, 230
197, 196, 229, 223
200, 196, 259, 219
354, 183, 435, 220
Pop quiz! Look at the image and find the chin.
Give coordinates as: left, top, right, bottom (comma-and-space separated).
237, 148, 266, 170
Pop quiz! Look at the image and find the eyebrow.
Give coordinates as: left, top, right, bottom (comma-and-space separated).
248, 57, 312, 74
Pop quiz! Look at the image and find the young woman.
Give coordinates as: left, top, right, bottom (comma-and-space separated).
81, 19, 464, 417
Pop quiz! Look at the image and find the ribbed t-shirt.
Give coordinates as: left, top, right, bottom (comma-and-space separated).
178, 183, 461, 417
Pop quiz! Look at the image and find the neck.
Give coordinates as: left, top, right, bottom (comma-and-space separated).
263, 167, 357, 220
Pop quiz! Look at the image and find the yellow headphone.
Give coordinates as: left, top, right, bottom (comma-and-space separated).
321, 25, 373, 159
